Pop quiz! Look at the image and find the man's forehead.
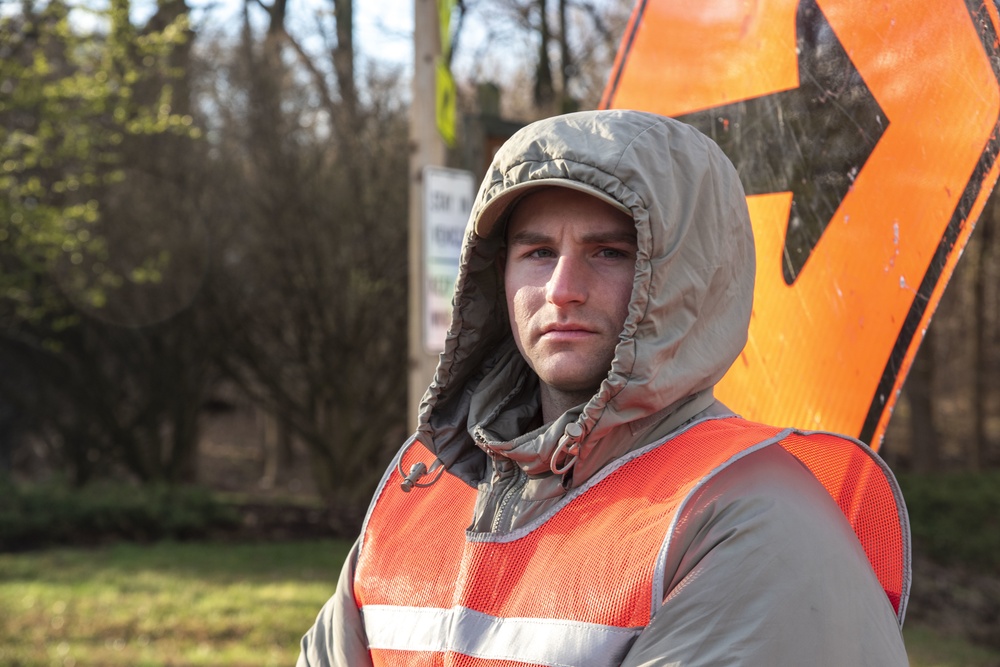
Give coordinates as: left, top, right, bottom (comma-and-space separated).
504, 186, 636, 241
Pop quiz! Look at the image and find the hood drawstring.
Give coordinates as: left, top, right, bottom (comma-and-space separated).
550, 422, 585, 476
398, 439, 445, 492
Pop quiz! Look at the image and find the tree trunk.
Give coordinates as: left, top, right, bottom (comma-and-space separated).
533, 0, 555, 111
908, 324, 939, 472
330, 0, 363, 199
972, 192, 997, 469
266, 0, 288, 36
168, 395, 202, 483
332, 0, 357, 120
557, 0, 574, 112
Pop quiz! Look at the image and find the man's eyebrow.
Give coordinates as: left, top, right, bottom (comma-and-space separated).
507, 230, 553, 246
580, 230, 638, 246
507, 229, 638, 246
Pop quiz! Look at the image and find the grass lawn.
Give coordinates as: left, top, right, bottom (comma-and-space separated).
1, 539, 998, 667
904, 624, 1000, 667
0, 540, 350, 667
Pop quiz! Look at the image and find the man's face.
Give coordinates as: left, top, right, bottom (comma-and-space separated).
504, 187, 637, 400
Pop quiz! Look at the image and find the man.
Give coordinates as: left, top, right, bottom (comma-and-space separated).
298, 110, 910, 666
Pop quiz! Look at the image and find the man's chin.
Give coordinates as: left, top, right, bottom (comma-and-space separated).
535, 366, 607, 398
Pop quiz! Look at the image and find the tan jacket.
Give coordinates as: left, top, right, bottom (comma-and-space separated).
298, 110, 909, 666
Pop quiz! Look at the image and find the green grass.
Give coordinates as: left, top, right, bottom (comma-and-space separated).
1, 539, 998, 666
0, 540, 351, 667
904, 623, 1000, 667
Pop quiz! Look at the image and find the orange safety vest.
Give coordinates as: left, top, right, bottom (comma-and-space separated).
354, 417, 909, 667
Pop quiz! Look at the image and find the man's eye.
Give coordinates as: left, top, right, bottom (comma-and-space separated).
598, 248, 628, 259
527, 248, 555, 258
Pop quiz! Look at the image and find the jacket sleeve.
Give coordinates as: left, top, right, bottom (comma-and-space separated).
620, 444, 908, 667
296, 538, 374, 667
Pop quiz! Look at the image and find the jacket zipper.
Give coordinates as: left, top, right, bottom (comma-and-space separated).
491, 467, 528, 532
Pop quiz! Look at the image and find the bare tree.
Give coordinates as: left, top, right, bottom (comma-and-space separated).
455, 0, 631, 119
200, 3, 409, 527
331, 0, 358, 122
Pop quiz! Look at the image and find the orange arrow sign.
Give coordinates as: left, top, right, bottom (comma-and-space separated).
603, 0, 1000, 447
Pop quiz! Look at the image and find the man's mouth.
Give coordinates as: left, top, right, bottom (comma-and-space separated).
540, 324, 595, 339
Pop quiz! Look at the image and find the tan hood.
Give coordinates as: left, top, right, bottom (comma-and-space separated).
415, 110, 755, 488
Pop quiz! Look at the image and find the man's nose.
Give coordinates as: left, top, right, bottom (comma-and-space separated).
546, 255, 587, 306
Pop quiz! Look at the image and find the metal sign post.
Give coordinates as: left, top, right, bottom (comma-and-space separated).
409, 0, 448, 421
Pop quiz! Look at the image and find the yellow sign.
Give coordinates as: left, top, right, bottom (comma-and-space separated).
436, 0, 457, 147
436, 60, 457, 147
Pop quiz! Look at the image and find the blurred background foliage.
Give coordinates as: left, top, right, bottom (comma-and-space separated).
0, 0, 632, 527
1, 0, 999, 659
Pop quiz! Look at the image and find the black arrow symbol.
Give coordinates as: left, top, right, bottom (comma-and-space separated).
677, 0, 887, 285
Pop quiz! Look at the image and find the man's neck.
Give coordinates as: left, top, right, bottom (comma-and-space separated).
539, 384, 595, 425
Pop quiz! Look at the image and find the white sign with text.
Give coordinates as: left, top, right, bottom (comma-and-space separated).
423, 166, 476, 353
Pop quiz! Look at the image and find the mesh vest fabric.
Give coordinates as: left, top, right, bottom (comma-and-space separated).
353, 417, 908, 667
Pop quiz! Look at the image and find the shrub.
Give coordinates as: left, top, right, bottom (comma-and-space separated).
897, 471, 1000, 572
0, 480, 240, 551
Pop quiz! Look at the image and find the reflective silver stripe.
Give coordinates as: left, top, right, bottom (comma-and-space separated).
361, 604, 642, 667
